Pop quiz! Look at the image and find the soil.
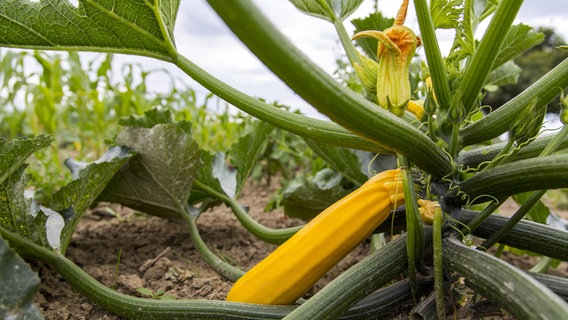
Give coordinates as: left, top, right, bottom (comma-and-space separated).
31, 182, 568, 320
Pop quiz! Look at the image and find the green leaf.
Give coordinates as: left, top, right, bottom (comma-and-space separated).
304, 138, 368, 185
484, 60, 521, 90
50, 146, 133, 254
430, 0, 462, 29
0, 135, 53, 185
280, 168, 351, 220
211, 152, 236, 199
99, 122, 201, 220
0, 236, 43, 320
351, 12, 394, 60
512, 192, 550, 224
193, 151, 228, 201
231, 121, 274, 198
0, 0, 180, 61
493, 24, 545, 69
0, 166, 50, 252
289, 0, 364, 22
119, 108, 181, 129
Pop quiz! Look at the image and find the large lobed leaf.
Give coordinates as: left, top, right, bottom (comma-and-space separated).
51, 146, 133, 253
0, 0, 180, 60
0, 142, 133, 254
100, 110, 202, 219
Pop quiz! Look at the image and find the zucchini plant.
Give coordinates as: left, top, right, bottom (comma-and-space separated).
1, 0, 568, 319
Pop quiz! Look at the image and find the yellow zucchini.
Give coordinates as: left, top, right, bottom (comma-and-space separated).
226, 169, 405, 305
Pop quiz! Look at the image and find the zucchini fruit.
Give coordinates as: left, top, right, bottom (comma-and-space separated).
226, 169, 405, 305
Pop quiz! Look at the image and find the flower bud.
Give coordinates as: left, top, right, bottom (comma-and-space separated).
351, 0, 419, 117
352, 52, 379, 95
509, 98, 545, 145
424, 89, 438, 117
448, 95, 466, 125
560, 91, 568, 125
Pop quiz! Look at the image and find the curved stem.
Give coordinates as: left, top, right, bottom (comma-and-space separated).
193, 180, 302, 245
448, 154, 568, 205
460, 58, 568, 146
480, 124, 568, 249
0, 225, 291, 319
206, 0, 454, 178
171, 55, 386, 154
183, 215, 244, 281
443, 237, 568, 319
457, 210, 568, 261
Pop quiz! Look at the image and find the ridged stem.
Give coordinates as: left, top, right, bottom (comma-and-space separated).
480, 125, 568, 248
458, 0, 523, 113
460, 58, 568, 146
449, 154, 568, 205
171, 55, 383, 153
443, 237, 568, 319
206, 0, 453, 178
0, 225, 427, 320
458, 132, 568, 168
413, 0, 451, 109
457, 210, 568, 261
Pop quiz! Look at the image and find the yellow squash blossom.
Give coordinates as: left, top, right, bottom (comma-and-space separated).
352, 0, 420, 116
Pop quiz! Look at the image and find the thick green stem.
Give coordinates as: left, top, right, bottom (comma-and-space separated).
443, 237, 568, 319
480, 125, 568, 248
0, 226, 424, 320
457, 210, 568, 261
206, 0, 454, 178
458, 133, 568, 168
171, 55, 383, 153
413, 0, 451, 110
461, 58, 568, 146
458, 0, 523, 113
193, 180, 301, 245
448, 154, 568, 205
0, 226, 293, 319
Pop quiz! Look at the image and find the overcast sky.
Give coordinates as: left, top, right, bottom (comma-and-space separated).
133, 1, 568, 118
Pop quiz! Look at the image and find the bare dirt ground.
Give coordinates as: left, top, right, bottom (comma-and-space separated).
31, 182, 568, 319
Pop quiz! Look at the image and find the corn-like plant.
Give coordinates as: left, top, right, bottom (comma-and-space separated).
1, 1, 568, 319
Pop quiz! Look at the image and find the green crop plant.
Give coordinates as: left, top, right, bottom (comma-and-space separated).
1, 0, 568, 319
